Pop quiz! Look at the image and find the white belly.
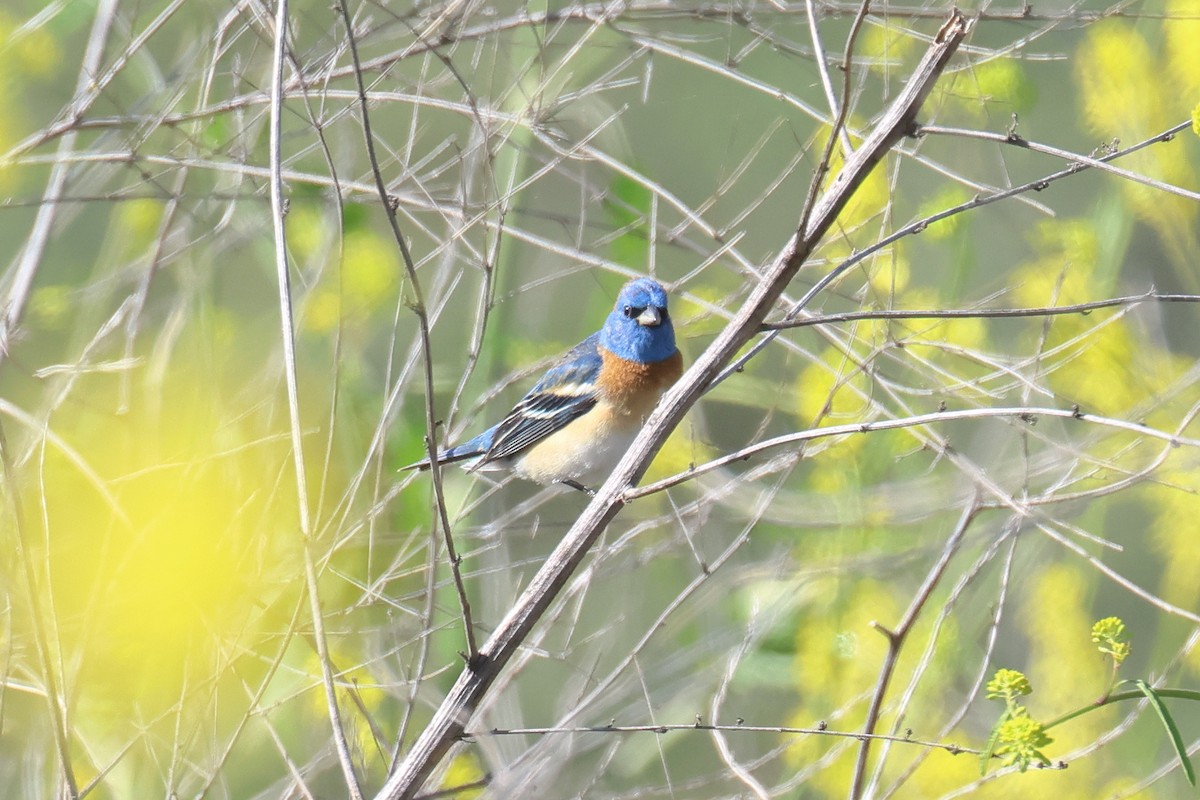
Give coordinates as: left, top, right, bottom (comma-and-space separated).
512, 402, 641, 485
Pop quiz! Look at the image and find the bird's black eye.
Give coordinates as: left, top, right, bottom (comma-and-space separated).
623, 304, 644, 319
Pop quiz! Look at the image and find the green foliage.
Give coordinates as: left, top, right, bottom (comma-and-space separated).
1135, 679, 1197, 788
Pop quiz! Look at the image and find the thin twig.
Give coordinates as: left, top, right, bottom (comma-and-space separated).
711, 120, 1193, 387
0, 423, 78, 797
266, 3, 363, 797
334, 0, 478, 663
711, 620, 770, 799
626, 405, 1200, 499
796, 0, 872, 238
805, 0, 854, 155
0, 0, 118, 358
470, 720, 979, 755
919, 123, 1200, 202
849, 501, 978, 799
761, 290, 1200, 330
814, 0, 1148, 21
411, 776, 492, 800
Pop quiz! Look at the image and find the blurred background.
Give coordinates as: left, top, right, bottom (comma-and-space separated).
1, 0, 1199, 797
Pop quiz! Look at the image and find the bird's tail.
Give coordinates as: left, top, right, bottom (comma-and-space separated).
401, 427, 497, 472
401, 446, 485, 472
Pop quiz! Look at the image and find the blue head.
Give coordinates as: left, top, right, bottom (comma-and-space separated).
599, 278, 677, 363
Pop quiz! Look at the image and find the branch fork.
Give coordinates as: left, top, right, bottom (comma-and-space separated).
380, 11, 971, 798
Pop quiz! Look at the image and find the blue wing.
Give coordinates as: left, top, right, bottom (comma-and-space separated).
402, 334, 601, 471
479, 333, 601, 463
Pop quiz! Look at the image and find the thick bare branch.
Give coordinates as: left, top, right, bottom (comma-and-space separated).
379, 11, 972, 798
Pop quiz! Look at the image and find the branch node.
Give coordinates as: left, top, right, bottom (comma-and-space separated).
870, 620, 899, 642
1006, 113, 1021, 141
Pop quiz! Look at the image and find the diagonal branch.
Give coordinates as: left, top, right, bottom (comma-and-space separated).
378, 10, 971, 799
919, 123, 1200, 202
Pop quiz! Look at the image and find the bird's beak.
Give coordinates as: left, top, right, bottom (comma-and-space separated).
636, 306, 662, 327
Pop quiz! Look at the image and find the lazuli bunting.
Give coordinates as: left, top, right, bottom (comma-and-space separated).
408, 278, 682, 492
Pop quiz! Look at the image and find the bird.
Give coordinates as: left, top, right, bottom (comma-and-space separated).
406, 277, 683, 493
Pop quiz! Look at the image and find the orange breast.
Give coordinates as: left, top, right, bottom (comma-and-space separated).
596, 347, 684, 422
514, 348, 683, 485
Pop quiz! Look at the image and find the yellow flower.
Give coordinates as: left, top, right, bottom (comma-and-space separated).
986, 669, 1032, 703
1091, 616, 1131, 664
995, 709, 1053, 772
